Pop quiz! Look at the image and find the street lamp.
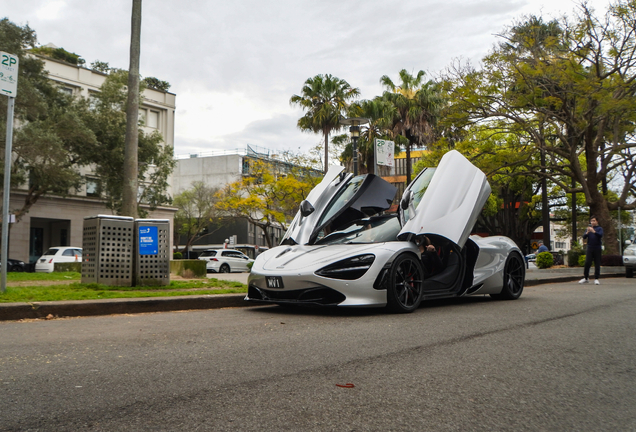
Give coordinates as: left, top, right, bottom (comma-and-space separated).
340, 117, 369, 176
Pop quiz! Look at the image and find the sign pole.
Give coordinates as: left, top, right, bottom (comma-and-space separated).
1, 96, 14, 293
1, 51, 19, 293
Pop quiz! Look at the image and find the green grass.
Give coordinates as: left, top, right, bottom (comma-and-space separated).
7, 271, 81, 281
0, 273, 247, 303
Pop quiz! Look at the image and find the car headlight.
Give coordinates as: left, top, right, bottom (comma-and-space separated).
624, 249, 636, 256
315, 254, 375, 280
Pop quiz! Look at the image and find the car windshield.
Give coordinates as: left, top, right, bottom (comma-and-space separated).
315, 215, 401, 245
199, 251, 217, 258
43, 248, 59, 256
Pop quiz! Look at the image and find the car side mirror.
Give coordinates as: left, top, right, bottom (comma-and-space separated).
400, 191, 411, 210
300, 200, 315, 217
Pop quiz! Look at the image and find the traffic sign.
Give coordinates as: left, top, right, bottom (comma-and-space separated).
0, 52, 19, 97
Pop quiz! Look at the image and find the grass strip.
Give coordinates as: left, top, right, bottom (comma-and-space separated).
0, 275, 247, 303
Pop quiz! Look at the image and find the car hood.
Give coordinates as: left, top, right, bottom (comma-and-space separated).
257, 243, 383, 272
281, 166, 396, 246
398, 150, 491, 248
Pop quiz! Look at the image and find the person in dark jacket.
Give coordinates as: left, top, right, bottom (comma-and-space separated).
580, 216, 603, 285
418, 235, 443, 277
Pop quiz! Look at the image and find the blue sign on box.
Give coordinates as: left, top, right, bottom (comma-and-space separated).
139, 226, 158, 255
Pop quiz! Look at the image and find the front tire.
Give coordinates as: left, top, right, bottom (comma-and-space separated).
219, 264, 230, 273
491, 252, 525, 300
386, 254, 424, 313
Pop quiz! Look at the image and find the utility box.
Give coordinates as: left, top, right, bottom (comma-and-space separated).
82, 215, 134, 286
134, 219, 170, 286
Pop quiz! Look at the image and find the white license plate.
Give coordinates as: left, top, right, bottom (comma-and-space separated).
265, 276, 284, 289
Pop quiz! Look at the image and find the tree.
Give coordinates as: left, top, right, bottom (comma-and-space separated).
342, 98, 400, 175
380, 69, 442, 184
90, 60, 111, 74
290, 74, 360, 172
121, 0, 142, 217
443, 2, 636, 254
173, 182, 221, 254
83, 70, 175, 216
0, 19, 97, 222
215, 158, 320, 248
143, 77, 171, 92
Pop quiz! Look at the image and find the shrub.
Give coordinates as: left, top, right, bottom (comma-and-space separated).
536, 252, 554, 269
578, 255, 587, 267
567, 250, 584, 267
601, 255, 623, 266
173, 252, 183, 259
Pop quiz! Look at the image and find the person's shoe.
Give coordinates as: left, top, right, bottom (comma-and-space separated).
579, 278, 589, 284
594, 279, 600, 285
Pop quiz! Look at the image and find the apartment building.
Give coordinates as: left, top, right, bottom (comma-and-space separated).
7, 54, 177, 264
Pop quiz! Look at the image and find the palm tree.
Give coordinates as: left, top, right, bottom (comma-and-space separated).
290, 74, 360, 172
380, 69, 442, 184
346, 98, 397, 175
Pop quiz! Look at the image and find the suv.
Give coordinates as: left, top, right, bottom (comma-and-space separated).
623, 243, 636, 278
198, 249, 253, 273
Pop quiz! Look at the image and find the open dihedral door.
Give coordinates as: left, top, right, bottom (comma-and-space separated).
398, 150, 491, 248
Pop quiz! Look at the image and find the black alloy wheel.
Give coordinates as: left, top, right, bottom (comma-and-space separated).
219, 264, 230, 273
491, 252, 525, 300
386, 254, 424, 313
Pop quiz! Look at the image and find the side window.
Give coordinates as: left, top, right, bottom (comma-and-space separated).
62, 249, 75, 256
75, 249, 83, 256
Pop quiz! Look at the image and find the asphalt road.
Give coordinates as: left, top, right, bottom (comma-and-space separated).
1, 279, 635, 431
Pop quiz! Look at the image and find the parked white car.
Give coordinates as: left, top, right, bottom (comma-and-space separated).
35, 247, 83, 273
198, 249, 254, 273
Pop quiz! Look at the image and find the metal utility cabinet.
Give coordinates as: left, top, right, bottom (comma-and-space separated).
134, 219, 170, 286
82, 215, 134, 286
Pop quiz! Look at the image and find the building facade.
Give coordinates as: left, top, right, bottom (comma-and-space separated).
7, 55, 177, 264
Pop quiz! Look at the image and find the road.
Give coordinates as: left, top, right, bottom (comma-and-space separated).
1, 279, 635, 431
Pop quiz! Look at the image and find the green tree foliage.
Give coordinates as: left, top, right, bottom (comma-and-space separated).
90, 60, 110, 74
83, 69, 175, 216
290, 74, 360, 173
173, 182, 222, 254
0, 19, 97, 222
215, 158, 320, 248
442, 2, 636, 253
143, 77, 171, 92
30, 45, 85, 66
380, 69, 443, 184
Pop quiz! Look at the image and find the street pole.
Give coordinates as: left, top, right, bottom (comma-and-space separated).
541, 147, 551, 250
619, 206, 622, 256
352, 133, 358, 176
2, 96, 15, 293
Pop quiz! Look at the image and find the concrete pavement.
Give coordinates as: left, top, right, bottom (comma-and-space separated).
0, 266, 628, 321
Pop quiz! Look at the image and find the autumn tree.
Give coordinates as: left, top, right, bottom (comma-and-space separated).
215, 158, 320, 248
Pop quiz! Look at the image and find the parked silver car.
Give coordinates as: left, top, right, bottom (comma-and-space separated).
247, 150, 525, 313
198, 249, 254, 273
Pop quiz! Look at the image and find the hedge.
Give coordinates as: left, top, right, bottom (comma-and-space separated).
169, 259, 206, 278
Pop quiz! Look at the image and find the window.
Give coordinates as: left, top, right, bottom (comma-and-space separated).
147, 110, 159, 128
60, 87, 73, 96
555, 242, 566, 249
138, 108, 147, 124
86, 178, 100, 197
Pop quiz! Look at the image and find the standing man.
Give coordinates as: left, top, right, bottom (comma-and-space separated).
579, 216, 603, 285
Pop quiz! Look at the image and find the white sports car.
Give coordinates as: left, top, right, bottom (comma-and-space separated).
247, 150, 525, 313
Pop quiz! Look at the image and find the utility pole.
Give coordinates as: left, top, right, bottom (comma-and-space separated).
121, 0, 142, 217
541, 147, 551, 249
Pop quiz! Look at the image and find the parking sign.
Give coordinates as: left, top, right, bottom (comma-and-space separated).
0, 52, 19, 97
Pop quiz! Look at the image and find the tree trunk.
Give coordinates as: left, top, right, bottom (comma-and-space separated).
323, 132, 329, 173
121, 0, 142, 217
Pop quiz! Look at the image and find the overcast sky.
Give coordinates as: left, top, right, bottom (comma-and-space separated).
4, 0, 612, 158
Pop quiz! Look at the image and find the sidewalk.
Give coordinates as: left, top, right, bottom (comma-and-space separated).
0, 267, 627, 321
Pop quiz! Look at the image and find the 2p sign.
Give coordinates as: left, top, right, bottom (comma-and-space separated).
0, 52, 19, 97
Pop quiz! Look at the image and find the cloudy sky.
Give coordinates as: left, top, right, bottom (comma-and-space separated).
4, 0, 612, 158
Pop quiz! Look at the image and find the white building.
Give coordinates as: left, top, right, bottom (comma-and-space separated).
7, 54, 177, 265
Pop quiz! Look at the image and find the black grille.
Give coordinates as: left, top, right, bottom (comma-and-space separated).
248, 285, 346, 306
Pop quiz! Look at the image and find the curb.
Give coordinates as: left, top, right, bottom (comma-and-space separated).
0, 294, 249, 321
0, 272, 627, 321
